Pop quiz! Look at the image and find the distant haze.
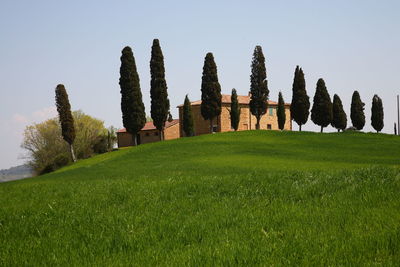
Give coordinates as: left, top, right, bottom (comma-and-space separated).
1, 0, 399, 169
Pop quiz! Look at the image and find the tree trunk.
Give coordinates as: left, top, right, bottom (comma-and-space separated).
160, 128, 164, 141
337, 129, 340, 132
320, 126, 323, 133
133, 134, 137, 146
210, 118, 213, 133
69, 144, 76, 162
107, 130, 111, 151
299, 124, 302, 132
256, 116, 260, 130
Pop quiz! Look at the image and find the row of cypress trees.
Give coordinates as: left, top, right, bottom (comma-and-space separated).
290, 66, 384, 133
119, 40, 170, 144
119, 40, 385, 139
183, 46, 270, 136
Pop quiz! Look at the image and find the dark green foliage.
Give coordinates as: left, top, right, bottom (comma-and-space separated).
331, 94, 347, 132
290, 66, 310, 131
119, 46, 146, 145
350, 91, 365, 130
150, 39, 170, 139
167, 112, 173, 122
277, 92, 286, 130
201, 53, 222, 133
183, 95, 194, 137
311, 79, 333, 132
249, 46, 269, 129
371, 95, 384, 133
230, 88, 241, 131
55, 84, 76, 162
93, 127, 117, 154
55, 84, 75, 144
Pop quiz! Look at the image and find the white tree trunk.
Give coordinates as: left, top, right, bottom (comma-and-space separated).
70, 144, 76, 162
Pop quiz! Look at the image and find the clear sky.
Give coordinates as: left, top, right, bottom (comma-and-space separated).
1, 0, 399, 169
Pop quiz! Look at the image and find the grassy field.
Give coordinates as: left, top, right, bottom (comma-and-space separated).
1, 130, 399, 265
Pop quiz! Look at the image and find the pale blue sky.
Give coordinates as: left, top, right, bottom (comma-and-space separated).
1, 0, 399, 169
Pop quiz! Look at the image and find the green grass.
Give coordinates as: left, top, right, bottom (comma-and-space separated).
1, 130, 400, 266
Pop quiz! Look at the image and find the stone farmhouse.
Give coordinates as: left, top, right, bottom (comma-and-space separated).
117, 94, 291, 147
177, 94, 292, 136
117, 119, 180, 147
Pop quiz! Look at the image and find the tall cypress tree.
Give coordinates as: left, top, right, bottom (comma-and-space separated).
311, 79, 333, 133
150, 39, 170, 140
249, 45, 269, 129
350, 91, 365, 130
183, 95, 194, 137
277, 91, 286, 130
290, 66, 310, 131
331, 94, 347, 132
201, 52, 222, 133
119, 46, 146, 145
230, 88, 241, 131
55, 84, 76, 162
371, 94, 384, 133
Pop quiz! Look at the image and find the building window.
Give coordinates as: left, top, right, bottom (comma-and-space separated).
145, 133, 150, 136
267, 124, 272, 130
154, 132, 159, 136
269, 107, 274, 116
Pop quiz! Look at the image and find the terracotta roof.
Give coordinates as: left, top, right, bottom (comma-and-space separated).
177, 94, 290, 107
118, 119, 179, 133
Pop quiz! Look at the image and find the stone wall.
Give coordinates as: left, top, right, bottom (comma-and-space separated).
164, 122, 180, 140
117, 122, 180, 148
179, 105, 221, 137
117, 132, 134, 147
212, 104, 292, 132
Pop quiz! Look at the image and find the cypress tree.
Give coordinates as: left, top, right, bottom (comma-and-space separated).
249, 45, 269, 129
183, 95, 194, 137
119, 46, 146, 145
277, 91, 286, 130
55, 84, 76, 162
167, 112, 173, 122
201, 52, 222, 133
371, 94, 384, 133
331, 94, 347, 132
311, 79, 333, 133
150, 39, 170, 140
230, 88, 241, 131
350, 91, 365, 130
290, 66, 310, 131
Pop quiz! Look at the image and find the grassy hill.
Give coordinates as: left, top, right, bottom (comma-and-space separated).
1, 131, 399, 265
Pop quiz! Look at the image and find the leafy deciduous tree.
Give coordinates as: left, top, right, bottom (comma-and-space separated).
22, 111, 109, 175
